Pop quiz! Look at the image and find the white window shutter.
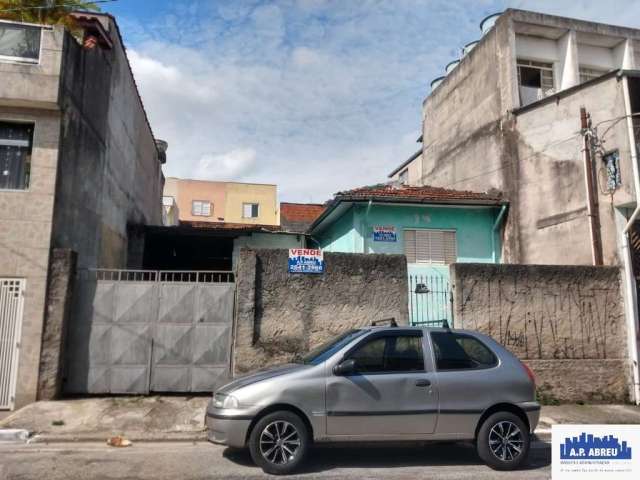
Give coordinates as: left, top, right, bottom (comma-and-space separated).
404, 230, 417, 263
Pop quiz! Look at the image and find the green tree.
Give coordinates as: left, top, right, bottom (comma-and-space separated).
0, 1, 101, 28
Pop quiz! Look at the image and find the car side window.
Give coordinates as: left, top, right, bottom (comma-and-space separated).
347, 334, 424, 373
430, 332, 497, 371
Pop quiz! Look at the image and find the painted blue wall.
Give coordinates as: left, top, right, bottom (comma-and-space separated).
318, 203, 501, 269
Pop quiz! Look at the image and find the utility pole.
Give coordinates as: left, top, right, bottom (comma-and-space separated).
581, 107, 604, 266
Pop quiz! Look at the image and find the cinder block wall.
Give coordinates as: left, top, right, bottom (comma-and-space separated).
234, 248, 409, 374
450, 263, 628, 403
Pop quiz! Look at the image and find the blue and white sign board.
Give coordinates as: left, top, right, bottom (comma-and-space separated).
288, 248, 324, 274
373, 225, 397, 242
553, 424, 640, 479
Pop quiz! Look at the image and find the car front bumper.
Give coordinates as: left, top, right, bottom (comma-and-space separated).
205, 401, 253, 448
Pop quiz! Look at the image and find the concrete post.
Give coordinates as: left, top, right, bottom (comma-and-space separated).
37, 249, 77, 400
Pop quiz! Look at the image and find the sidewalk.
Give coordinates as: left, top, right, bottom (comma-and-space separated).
0, 396, 210, 443
1, 397, 639, 443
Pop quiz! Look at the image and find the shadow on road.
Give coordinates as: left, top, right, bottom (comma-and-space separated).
223, 441, 551, 474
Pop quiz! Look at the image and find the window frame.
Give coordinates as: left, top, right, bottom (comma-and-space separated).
403, 228, 457, 265
340, 330, 426, 375
516, 58, 555, 105
191, 199, 212, 217
578, 66, 607, 84
0, 20, 44, 65
429, 332, 499, 372
242, 202, 260, 219
0, 120, 34, 192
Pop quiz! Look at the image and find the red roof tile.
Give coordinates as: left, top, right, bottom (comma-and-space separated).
334, 184, 504, 204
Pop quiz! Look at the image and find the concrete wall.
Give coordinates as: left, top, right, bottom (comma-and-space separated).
51, 18, 164, 270
422, 9, 640, 266
0, 23, 62, 109
513, 76, 635, 265
234, 248, 409, 374
232, 232, 305, 270
450, 263, 629, 402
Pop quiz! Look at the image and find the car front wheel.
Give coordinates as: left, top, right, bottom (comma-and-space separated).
249, 411, 309, 475
476, 411, 530, 470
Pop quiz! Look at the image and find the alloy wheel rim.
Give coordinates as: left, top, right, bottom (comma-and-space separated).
488, 420, 524, 462
259, 420, 301, 465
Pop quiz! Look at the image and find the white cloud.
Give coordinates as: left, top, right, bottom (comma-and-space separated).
118, 0, 640, 202
195, 148, 257, 181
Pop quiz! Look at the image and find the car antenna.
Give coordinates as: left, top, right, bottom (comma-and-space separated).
442, 319, 451, 331
371, 317, 397, 327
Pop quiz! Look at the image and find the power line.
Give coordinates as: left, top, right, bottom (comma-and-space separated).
0, 0, 119, 14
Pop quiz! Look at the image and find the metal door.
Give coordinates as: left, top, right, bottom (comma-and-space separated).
0, 279, 25, 410
65, 270, 235, 394
150, 283, 234, 391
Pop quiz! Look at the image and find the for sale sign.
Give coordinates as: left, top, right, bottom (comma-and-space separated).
288, 248, 324, 274
373, 225, 397, 242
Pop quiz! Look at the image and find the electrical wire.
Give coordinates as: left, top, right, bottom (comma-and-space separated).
0, 0, 119, 13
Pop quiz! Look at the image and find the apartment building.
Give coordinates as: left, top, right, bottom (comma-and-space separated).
163, 177, 279, 226
0, 14, 165, 410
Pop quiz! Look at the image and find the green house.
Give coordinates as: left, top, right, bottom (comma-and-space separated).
308, 184, 508, 325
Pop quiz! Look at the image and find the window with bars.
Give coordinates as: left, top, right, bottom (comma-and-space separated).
517, 59, 554, 106
404, 229, 457, 265
0, 121, 33, 190
579, 66, 606, 83
191, 200, 211, 216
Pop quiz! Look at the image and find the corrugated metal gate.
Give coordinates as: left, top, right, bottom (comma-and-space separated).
408, 274, 453, 327
64, 270, 235, 394
0, 278, 25, 410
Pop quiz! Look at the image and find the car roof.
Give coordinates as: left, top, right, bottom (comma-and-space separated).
359, 325, 471, 334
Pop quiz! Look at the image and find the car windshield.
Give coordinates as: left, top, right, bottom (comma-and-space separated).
295, 329, 367, 365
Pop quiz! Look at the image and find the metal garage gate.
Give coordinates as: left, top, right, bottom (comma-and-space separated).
64, 270, 235, 395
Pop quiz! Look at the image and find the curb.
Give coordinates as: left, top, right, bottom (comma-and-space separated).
28, 432, 208, 444
0, 429, 30, 443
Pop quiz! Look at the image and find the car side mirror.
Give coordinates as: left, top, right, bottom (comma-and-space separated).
333, 359, 356, 376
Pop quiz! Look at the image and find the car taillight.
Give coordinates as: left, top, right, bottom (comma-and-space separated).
521, 361, 536, 386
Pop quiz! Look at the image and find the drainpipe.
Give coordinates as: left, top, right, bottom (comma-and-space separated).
363, 200, 373, 253
621, 75, 640, 405
491, 204, 508, 263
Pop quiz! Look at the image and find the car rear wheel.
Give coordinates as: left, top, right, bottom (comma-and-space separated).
249, 411, 309, 475
477, 411, 530, 470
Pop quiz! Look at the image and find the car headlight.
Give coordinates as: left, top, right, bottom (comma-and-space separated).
213, 393, 239, 409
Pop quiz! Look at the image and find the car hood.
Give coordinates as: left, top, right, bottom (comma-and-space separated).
216, 363, 308, 394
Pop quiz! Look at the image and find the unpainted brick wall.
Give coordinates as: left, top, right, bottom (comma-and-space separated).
234, 248, 408, 374
450, 263, 629, 402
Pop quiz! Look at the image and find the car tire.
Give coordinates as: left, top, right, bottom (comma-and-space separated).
477, 411, 530, 470
249, 411, 310, 475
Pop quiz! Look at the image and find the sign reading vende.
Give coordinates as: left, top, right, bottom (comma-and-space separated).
372, 225, 397, 242
288, 248, 324, 274
553, 424, 640, 479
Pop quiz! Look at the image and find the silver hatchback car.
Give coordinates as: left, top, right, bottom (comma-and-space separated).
206, 324, 540, 475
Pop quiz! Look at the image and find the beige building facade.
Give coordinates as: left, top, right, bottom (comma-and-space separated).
163, 178, 279, 226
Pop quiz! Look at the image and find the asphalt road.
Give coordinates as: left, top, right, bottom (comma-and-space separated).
0, 440, 551, 479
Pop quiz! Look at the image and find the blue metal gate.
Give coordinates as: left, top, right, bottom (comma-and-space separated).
408, 274, 453, 327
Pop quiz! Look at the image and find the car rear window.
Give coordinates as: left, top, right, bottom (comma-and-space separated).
430, 332, 497, 371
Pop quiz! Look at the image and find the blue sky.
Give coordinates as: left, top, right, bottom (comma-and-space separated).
101, 0, 640, 202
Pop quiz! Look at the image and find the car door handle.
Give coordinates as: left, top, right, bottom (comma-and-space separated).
415, 379, 431, 387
